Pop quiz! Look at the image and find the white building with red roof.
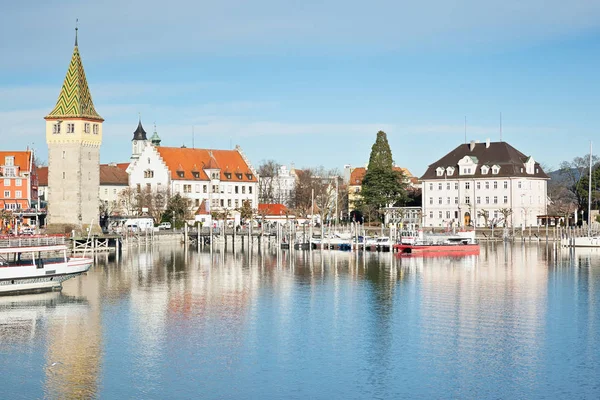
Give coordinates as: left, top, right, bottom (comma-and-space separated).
128, 144, 259, 214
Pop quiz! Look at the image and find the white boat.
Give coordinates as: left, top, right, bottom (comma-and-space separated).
0, 236, 93, 296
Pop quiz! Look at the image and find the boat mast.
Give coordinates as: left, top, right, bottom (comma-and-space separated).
588, 141, 593, 237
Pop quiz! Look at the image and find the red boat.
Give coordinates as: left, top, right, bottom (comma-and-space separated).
393, 233, 479, 256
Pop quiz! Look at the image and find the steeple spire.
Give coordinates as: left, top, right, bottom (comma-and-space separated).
75, 19, 78, 46
45, 31, 103, 121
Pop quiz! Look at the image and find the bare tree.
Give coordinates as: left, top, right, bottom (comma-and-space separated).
477, 210, 490, 227
498, 208, 513, 227
119, 187, 138, 216
257, 160, 282, 204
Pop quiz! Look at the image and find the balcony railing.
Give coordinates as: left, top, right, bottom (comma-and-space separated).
0, 235, 66, 248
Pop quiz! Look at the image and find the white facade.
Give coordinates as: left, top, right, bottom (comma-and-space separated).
421, 141, 548, 228
128, 145, 259, 217
273, 165, 296, 206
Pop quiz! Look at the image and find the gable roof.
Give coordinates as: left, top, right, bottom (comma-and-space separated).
156, 147, 257, 182
0, 151, 33, 174
258, 203, 289, 216
349, 166, 414, 185
421, 141, 549, 180
45, 44, 103, 121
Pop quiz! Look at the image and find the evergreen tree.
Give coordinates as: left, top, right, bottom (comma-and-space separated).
360, 131, 407, 215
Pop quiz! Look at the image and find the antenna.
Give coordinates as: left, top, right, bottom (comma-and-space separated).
500, 112, 503, 142
192, 126, 195, 149
464, 116, 467, 144
75, 18, 79, 46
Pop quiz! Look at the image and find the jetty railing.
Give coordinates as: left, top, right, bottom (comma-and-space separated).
0, 235, 67, 248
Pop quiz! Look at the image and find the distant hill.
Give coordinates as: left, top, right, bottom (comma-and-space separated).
548, 168, 582, 184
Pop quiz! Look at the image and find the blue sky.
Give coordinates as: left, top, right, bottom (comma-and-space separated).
1, 0, 600, 177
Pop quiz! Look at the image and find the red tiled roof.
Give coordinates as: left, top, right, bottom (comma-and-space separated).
258, 203, 289, 216
0, 151, 33, 173
100, 164, 128, 185
37, 164, 128, 186
156, 147, 257, 182
195, 199, 210, 215
37, 166, 48, 186
115, 163, 129, 171
349, 166, 413, 185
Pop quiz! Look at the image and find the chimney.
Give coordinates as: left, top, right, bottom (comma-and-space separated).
486, 138, 490, 148
469, 140, 476, 151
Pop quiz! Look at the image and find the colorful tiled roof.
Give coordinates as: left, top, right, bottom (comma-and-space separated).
156, 147, 258, 182
45, 44, 103, 121
349, 166, 414, 185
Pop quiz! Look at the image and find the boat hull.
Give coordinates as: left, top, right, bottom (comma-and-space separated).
394, 244, 480, 256
0, 258, 93, 296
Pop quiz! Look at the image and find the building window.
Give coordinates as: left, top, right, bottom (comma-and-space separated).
429, 197, 433, 205
485, 181, 489, 189
228, 199, 232, 207
429, 183, 433, 191
62, 151, 66, 159
3, 179, 9, 186
476, 196, 481, 204
454, 183, 459, 190
504, 181, 508, 189
175, 184, 180, 192
184, 184, 192, 193
465, 182, 470, 190
438, 183, 442, 190
503, 196, 508, 204
446, 183, 450, 190
4, 156, 14, 166
3, 190, 9, 197
104, 189, 108, 195
465, 196, 470, 204
144, 170, 154, 178
235, 186, 239, 194
447, 197, 450, 204
493, 196, 498, 204
195, 199, 200, 206
438, 197, 442, 205
203, 185, 207, 193
84, 123, 90, 133
518, 181, 522, 189
66, 123, 75, 133
446, 211, 451, 219
93, 124, 99, 134
220, 199, 224, 207
476, 182, 481, 189
429, 211, 433, 219
438, 211, 443, 219
454, 197, 458, 204
195, 184, 200, 193
242, 186, 246, 194
53, 123, 61, 134
113, 189, 117, 194
235, 199, 239, 208
486, 196, 490, 204
493, 181, 498, 189
62, 172, 65, 179
249, 186, 252, 194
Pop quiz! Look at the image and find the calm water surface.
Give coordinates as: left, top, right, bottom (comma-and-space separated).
0, 244, 599, 399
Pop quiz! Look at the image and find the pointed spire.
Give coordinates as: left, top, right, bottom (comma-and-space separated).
133, 117, 147, 141
45, 31, 103, 121
75, 19, 78, 46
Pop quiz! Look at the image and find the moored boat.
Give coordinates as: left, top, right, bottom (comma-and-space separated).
0, 235, 93, 296
394, 231, 480, 255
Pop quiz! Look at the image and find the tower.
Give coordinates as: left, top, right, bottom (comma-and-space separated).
44, 29, 103, 233
150, 123, 162, 147
131, 118, 149, 161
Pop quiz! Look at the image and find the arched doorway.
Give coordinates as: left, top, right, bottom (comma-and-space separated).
464, 212, 471, 226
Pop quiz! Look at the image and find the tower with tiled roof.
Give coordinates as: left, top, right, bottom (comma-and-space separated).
44, 28, 103, 233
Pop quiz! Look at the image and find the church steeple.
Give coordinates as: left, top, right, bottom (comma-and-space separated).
133, 118, 147, 141
45, 29, 103, 121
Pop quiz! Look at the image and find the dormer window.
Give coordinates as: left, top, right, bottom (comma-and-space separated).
177, 171, 184, 178
492, 167, 499, 174
4, 156, 14, 166
446, 167, 454, 176
192, 171, 200, 179
225, 172, 232, 179
436, 167, 444, 177
246, 173, 253, 180
236, 173, 243, 180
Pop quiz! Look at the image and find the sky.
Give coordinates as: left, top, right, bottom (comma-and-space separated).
1, 0, 600, 177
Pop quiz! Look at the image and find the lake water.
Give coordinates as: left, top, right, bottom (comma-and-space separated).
1, 243, 599, 399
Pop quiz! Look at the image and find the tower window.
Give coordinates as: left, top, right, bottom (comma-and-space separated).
147, 158, 151, 164
53, 123, 61, 134
93, 124, 99, 134
66, 123, 75, 133
62, 151, 66, 159
88, 152, 91, 160
62, 172, 66, 179
84, 123, 90, 133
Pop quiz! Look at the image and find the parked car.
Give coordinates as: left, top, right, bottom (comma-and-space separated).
158, 222, 172, 230
20, 227, 35, 235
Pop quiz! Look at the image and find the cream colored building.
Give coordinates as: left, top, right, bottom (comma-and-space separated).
44, 32, 103, 233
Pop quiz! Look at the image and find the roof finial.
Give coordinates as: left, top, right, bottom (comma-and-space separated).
75, 18, 79, 46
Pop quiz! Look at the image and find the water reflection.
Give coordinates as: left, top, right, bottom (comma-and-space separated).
0, 243, 598, 399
